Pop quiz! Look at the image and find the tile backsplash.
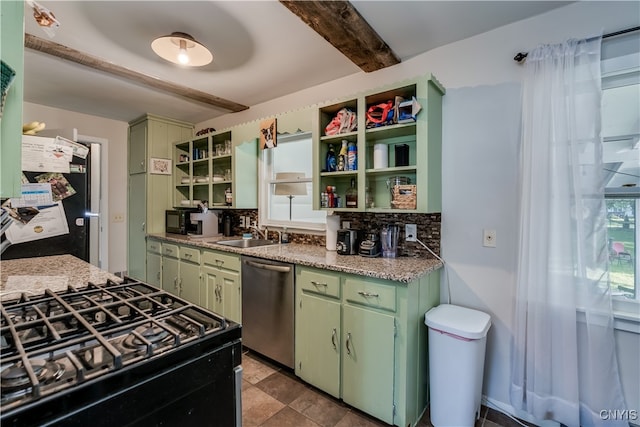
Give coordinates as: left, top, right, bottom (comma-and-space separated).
222, 209, 441, 259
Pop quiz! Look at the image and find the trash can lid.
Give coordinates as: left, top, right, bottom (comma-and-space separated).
425, 304, 491, 340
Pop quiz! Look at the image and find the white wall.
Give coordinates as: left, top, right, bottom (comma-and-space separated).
199, 1, 640, 423
22, 102, 129, 274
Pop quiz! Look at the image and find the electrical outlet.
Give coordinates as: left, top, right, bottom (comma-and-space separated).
113, 213, 124, 223
483, 229, 497, 248
342, 221, 351, 229
239, 216, 245, 228
405, 224, 417, 242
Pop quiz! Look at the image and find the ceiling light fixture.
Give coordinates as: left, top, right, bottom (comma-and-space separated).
151, 32, 212, 67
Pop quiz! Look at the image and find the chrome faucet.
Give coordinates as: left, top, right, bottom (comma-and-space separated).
250, 224, 267, 240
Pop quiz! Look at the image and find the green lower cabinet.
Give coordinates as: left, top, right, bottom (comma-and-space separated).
295, 265, 440, 427
162, 254, 180, 296
146, 239, 162, 288
201, 249, 242, 323
202, 265, 241, 323
342, 304, 395, 425
296, 293, 341, 398
179, 258, 201, 305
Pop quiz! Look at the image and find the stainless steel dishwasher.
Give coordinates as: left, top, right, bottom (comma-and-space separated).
241, 255, 295, 368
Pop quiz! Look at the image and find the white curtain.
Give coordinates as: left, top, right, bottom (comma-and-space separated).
510, 36, 628, 426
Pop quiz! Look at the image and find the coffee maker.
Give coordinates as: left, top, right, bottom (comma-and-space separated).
189, 212, 220, 237
359, 232, 381, 257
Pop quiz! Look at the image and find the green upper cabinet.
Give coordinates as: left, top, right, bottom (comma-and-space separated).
1, 0, 25, 199
172, 130, 257, 209
313, 74, 445, 213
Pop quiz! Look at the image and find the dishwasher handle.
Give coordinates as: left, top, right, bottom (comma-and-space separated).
244, 259, 292, 273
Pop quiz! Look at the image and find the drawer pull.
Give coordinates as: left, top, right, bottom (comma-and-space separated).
311, 281, 328, 288
346, 332, 352, 355
357, 291, 379, 298
331, 328, 337, 350
185, 253, 192, 258
166, 248, 173, 254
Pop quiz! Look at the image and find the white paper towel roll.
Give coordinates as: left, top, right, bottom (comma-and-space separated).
373, 143, 388, 169
326, 214, 340, 251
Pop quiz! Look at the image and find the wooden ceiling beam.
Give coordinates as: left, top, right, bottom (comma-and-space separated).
24, 34, 249, 113
279, 0, 400, 73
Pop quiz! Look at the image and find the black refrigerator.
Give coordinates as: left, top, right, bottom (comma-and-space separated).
1, 141, 91, 261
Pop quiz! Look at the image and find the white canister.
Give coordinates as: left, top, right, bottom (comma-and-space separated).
373, 143, 388, 169
326, 214, 340, 251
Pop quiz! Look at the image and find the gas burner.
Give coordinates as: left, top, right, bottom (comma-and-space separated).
123, 323, 172, 350
89, 293, 114, 306
1, 359, 64, 393
68, 299, 92, 311
5, 311, 38, 326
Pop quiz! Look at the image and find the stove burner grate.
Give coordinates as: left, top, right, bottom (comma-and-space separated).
1, 359, 65, 393
123, 323, 173, 351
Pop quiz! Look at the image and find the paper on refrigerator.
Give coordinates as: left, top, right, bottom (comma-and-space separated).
4, 202, 70, 244
22, 135, 72, 173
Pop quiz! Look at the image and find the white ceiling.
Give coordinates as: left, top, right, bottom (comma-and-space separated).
23, 1, 571, 124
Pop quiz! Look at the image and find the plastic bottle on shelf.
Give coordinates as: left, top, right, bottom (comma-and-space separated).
326, 144, 337, 172
347, 142, 357, 171
337, 140, 348, 171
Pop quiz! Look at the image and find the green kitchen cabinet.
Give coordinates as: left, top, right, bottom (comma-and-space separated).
295, 268, 342, 397
161, 243, 180, 296
146, 238, 162, 288
159, 242, 201, 305
312, 74, 444, 213
178, 245, 201, 305
295, 265, 440, 427
127, 114, 193, 281
0, 0, 24, 199
172, 132, 258, 209
342, 304, 395, 424
201, 249, 242, 323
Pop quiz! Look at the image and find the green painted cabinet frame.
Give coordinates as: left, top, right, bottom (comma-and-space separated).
1, 0, 25, 198
295, 265, 441, 427
312, 74, 445, 213
127, 114, 193, 281
172, 131, 258, 209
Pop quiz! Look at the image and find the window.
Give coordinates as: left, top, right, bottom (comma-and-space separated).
259, 132, 326, 231
602, 33, 639, 303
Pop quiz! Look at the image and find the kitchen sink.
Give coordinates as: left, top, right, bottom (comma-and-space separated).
214, 239, 279, 248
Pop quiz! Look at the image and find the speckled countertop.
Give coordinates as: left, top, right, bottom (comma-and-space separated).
1, 255, 122, 301
152, 233, 442, 283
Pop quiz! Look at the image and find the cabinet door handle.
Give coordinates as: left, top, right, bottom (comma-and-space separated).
311, 281, 328, 288
358, 291, 379, 298
331, 328, 337, 350
142, 222, 146, 232
140, 161, 144, 169
346, 332, 352, 355
173, 277, 178, 289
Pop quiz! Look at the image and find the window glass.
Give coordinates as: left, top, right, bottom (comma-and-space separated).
259, 132, 326, 230
602, 33, 639, 302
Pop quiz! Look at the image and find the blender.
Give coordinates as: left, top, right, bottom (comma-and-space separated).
380, 224, 400, 258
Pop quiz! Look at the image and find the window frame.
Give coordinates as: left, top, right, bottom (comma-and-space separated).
258, 131, 326, 232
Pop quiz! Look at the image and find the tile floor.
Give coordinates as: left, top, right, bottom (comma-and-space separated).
241, 350, 506, 427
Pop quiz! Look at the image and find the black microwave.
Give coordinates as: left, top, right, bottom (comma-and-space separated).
165, 209, 196, 235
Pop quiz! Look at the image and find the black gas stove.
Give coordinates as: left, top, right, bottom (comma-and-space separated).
0, 277, 242, 427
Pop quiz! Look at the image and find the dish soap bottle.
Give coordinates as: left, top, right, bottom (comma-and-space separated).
347, 142, 357, 171
326, 144, 337, 172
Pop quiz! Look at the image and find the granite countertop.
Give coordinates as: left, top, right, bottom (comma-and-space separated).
1, 255, 122, 301
151, 233, 443, 283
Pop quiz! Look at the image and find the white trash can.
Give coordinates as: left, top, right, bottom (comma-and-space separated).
424, 304, 491, 427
